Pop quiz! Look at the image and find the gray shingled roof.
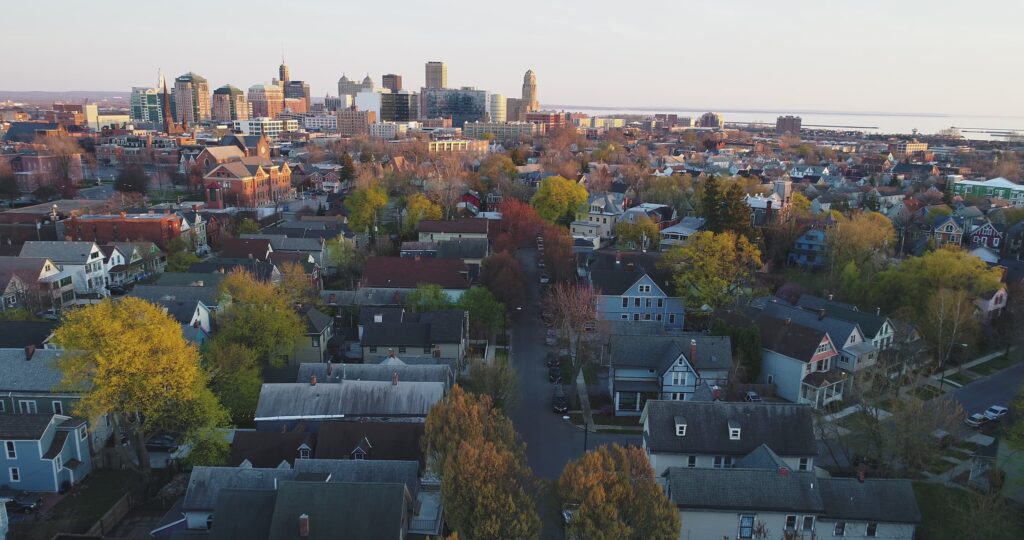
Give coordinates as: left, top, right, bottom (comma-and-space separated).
760, 301, 864, 349
268, 481, 407, 540
293, 459, 419, 499
609, 334, 732, 374
154, 273, 226, 288
254, 381, 444, 420
644, 401, 816, 457
666, 467, 825, 513
208, 489, 277, 540
296, 363, 452, 387
183, 466, 295, 511
129, 285, 219, 325
819, 477, 922, 523
20, 241, 98, 264
0, 414, 55, 439
361, 310, 465, 347
0, 348, 68, 392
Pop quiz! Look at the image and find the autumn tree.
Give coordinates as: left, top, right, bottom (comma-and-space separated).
344, 184, 388, 233
480, 252, 525, 309
498, 198, 544, 248
826, 211, 895, 279
38, 135, 83, 197
203, 341, 262, 426
872, 247, 1002, 316
324, 234, 364, 287
279, 261, 320, 307
660, 231, 762, 311
541, 224, 575, 283
530, 175, 588, 223
114, 164, 150, 194
405, 283, 455, 312
544, 283, 597, 373
558, 444, 680, 540
477, 153, 517, 191
403, 192, 442, 238
216, 269, 305, 367
463, 357, 519, 412
615, 215, 660, 251
54, 298, 229, 476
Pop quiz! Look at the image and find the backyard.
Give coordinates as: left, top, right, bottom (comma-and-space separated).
913, 482, 1024, 540
10, 469, 145, 540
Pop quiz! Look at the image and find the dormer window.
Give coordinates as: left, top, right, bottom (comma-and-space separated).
299, 447, 310, 459
352, 449, 366, 460
674, 416, 687, 437
728, 420, 741, 440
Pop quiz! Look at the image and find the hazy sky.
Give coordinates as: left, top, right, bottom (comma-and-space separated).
4, 0, 1022, 116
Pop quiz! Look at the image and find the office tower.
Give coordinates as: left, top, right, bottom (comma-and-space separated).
131, 78, 164, 124
488, 93, 506, 122
775, 115, 802, 135
425, 61, 447, 89
381, 91, 419, 122
697, 112, 724, 128
336, 107, 376, 136
522, 70, 538, 113
338, 74, 374, 98
284, 80, 311, 110
506, 97, 525, 122
248, 83, 285, 119
212, 85, 249, 121
463, 121, 544, 143
173, 72, 211, 126
421, 87, 487, 127
382, 74, 403, 93
324, 95, 352, 112
279, 61, 290, 83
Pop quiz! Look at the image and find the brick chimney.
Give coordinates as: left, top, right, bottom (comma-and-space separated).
818, 309, 826, 321
778, 466, 790, 478
689, 339, 697, 362
391, 371, 399, 386
25, 345, 35, 361
310, 375, 317, 386
856, 462, 867, 483
298, 514, 310, 537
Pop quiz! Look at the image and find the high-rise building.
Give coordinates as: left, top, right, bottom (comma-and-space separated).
522, 70, 539, 113
284, 80, 311, 110
131, 86, 163, 124
381, 91, 419, 122
463, 121, 544, 143
505, 97, 525, 122
526, 111, 564, 131
279, 62, 290, 83
324, 95, 352, 112
382, 74, 403, 93
336, 107, 376, 136
231, 118, 298, 140
488, 93, 506, 123
775, 115, 801, 135
421, 87, 487, 127
338, 74, 374, 98
173, 72, 211, 126
212, 85, 249, 122
425, 61, 447, 89
696, 112, 724, 128
248, 84, 285, 119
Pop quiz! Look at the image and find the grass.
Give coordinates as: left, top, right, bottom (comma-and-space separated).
972, 351, 1022, 376
12, 469, 144, 540
582, 364, 598, 385
944, 372, 973, 386
911, 385, 943, 401
913, 482, 1024, 540
493, 348, 509, 363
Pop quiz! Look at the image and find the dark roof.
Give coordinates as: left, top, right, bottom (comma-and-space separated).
207, 489, 277, 540
188, 259, 278, 282
819, 477, 922, 523
816, 304, 888, 339
358, 306, 406, 325
254, 381, 445, 420
42, 429, 69, 459
360, 257, 469, 289
183, 466, 294, 511
267, 481, 408, 540
417, 218, 488, 234
154, 272, 226, 288
0, 414, 54, 439
301, 307, 333, 335
644, 400, 817, 457
0, 347, 68, 392
0, 321, 57, 348
757, 314, 832, 363
361, 309, 466, 347
219, 238, 272, 260
589, 267, 646, 296
760, 301, 863, 346
735, 443, 790, 470
436, 238, 489, 260
666, 468, 825, 513
3, 122, 60, 143
296, 363, 451, 386
315, 423, 425, 466
610, 334, 732, 374
129, 285, 219, 324
228, 431, 315, 468
292, 459, 420, 498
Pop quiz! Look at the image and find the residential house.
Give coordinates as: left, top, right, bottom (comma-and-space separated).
795, 295, 897, 353
665, 466, 920, 540
219, 237, 274, 260
932, 215, 964, 246
587, 253, 684, 328
359, 308, 469, 367
745, 179, 793, 227
0, 321, 58, 349
640, 400, 817, 475
1002, 221, 1024, 260
0, 256, 75, 312
788, 228, 828, 269
967, 218, 1004, 249
99, 244, 132, 286
0, 414, 92, 492
296, 362, 453, 389
19, 241, 108, 299
416, 218, 489, 243
756, 314, 846, 408
203, 157, 293, 210
253, 379, 445, 431
295, 307, 334, 363
659, 217, 705, 251
242, 234, 326, 267
975, 287, 1008, 321
269, 251, 323, 291
619, 203, 678, 230
359, 257, 470, 301
188, 258, 282, 285
570, 192, 626, 242
757, 300, 877, 376
109, 242, 166, 279
129, 284, 219, 334
606, 334, 732, 415
228, 431, 315, 469
950, 177, 1024, 208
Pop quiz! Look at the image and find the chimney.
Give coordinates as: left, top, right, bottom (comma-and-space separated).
310, 375, 317, 386
298, 514, 310, 537
818, 309, 826, 321
192, 204, 198, 212
711, 385, 722, 401
25, 345, 35, 361
784, 317, 791, 325
374, 313, 383, 323
119, 211, 127, 218
391, 371, 399, 386
827, 293, 834, 301
326, 361, 333, 376
778, 467, 790, 478
876, 307, 881, 315
689, 339, 697, 362
856, 462, 867, 483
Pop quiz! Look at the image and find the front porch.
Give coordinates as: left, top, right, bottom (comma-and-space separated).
800, 369, 849, 408
613, 379, 661, 416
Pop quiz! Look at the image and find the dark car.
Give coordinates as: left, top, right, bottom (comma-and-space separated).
107, 284, 127, 295
546, 352, 560, 368
5, 494, 43, 513
145, 434, 179, 453
548, 365, 563, 384
552, 386, 568, 413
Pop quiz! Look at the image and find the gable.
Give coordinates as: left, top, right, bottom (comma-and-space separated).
626, 274, 667, 297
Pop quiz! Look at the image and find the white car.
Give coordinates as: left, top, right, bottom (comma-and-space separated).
539, 273, 550, 284
965, 413, 989, 428
983, 405, 1009, 421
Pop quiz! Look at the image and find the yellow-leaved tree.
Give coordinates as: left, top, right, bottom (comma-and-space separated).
216, 269, 305, 367
659, 230, 762, 311
54, 298, 229, 476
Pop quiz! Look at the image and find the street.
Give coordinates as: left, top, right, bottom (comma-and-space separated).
509, 248, 639, 480
950, 358, 1024, 415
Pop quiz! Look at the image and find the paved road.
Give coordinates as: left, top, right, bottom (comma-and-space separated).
950, 358, 1024, 415
78, 184, 115, 199
509, 248, 639, 480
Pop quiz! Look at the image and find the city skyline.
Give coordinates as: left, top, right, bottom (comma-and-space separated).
3, 0, 1022, 117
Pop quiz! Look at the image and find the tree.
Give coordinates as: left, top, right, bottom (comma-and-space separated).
541, 224, 575, 283
164, 237, 200, 272
203, 341, 262, 426
235, 218, 260, 235
615, 215, 660, 251
919, 288, 979, 374
0, 160, 19, 200
643, 174, 694, 216
558, 444, 680, 540
498, 198, 544, 248
458, 287, 506, 339
323, 234, 364, 287
710, 319, 762, 382
38, 135, 83, 197
791, 191, 811, 215
530, 175, 588, 223
345, 185, 388, 233
338, 151, 356, 181
464, 357, 519, 412
53, 298, 228, 477
544, 283, 597, 373
405, 283, 455, 312
698, 175, 722, 231
826, 211, 895, 279
660, 231, 762, 311
478, 154, 517, 190
279, 261, 319, 308
480, 252, 525, 309
403, 192, 442, 238
720, 182, 754, 238
216, 269, 305, 367
114, 164, 150, 194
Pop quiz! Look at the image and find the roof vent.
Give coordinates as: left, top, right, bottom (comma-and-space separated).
374, 313, 383, 323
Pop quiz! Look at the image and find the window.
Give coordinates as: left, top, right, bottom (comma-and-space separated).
643, 314, 652, 321
713, 456, 734, 469
657, 298, 664, 308
644, 298, 652, 308
620, 314, 628, 320
423, 347, 432, 354
687, 455, 696, 467
656, 314, 662, 321
738, 515, 755, 539
369, 347, 377, 354
5, 441, 15, 459
299, 447, 310, 459
311, 337, 320, 347
633, 314, 640, 321
398, 347, 406, 354
802, 516, 815, 531
672, 372, 686, 386
729, 428, 741, 440
798, 458, 809, 471
53, 401, 63, 415
675, 424, 686, 436
0, 401, 4, 412
9, 467, 19, 482
55, 455, 62, 470
767, 374, 775, 384
634, 298, 640, 307
668, 314, 675, 324
19, 400, 37, 414
352, 449, 366, 460
785, 515, 797, 530
815, 342, 831, 354
621, 297, 628, 308
866, 522, 878, 537
79, 427, 88, 441
993, 237, 1000, 247
834, 522, 846, 536
638, 285, 651, 293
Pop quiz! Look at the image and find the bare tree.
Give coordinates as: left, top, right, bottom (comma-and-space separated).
543, 283, 597, 376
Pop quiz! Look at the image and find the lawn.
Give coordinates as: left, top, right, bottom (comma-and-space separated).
11, 469, 144, 540
911, 385, 943, 401
944, 372, 973, 386
493, 347, 509, 363
913, 482, 1024, 540
972, 351, 1022, 376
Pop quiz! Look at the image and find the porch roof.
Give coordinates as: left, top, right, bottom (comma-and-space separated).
802, 369, 849, 388
615, 380, 662, 393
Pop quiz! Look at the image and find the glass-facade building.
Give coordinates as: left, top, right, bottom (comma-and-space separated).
421, 87, 487, 127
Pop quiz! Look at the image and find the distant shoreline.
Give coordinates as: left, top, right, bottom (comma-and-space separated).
542, 104, 1021, 120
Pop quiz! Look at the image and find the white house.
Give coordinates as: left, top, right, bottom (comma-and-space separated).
20, 241, 108, 299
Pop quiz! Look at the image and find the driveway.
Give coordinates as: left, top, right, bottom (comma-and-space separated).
509, 248, 639, 480
949, 359, 1024, 415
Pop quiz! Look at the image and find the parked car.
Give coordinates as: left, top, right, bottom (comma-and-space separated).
4, 494, 43, 513
545, 334, 557, 346
743, 391, 762, 402
548, 365, 563, 384
537, 259, 546, 269
145, 434, 180, 453
552, 386, 568, 413
107, 284, 127, 295
546, 352, 560, 368
965, 413, 989, 428
983, 405, 1009, 421
539, 273, 550, 284
37, 309, 60, 321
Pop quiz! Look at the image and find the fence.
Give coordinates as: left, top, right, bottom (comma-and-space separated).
84, 492, 134, 536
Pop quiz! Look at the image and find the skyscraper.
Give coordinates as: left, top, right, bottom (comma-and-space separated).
421, 87, 487, 127
212, 85, 249, 121
425, 61, 447, 89
522, 70, 539, 113
279, 61, 290, 83
488, 93, 506, 123
284, 81, 311, 110
381, 91, 419, 122
382, 74, 403, 93
173, 72, 211, 126
131, 72, 165, 124
338, 74, 374, 98
248, 84, 285, 118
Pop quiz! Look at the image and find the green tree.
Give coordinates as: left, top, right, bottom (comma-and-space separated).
405, 283, 455, 312
660, 231, 762, 311
338, 151, 356, 181
615, 215, 660, 250
720, 182, 753, 238
216, 269, 305, 367
53, 298, 229, 477
323, 235, 364, 287
478, 154, 517, 189
345, 185, 388, 233
558, 444, 680, 540
698, 175, 722, 231
403, 192, 442, 237
458, 286, 506, 339
826, 211, 895, 279
203, 341, 262, 426
235, 218, 260, 235
530, 175, 589, 223
164, 237, 200, 272
463, 357, 519, 412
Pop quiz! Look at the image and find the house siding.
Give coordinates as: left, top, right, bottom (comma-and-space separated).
676, 510, 915, 540
759, 351, 805, 404
596, 275, 684, 329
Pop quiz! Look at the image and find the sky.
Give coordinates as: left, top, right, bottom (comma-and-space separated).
4, 0, 1023, 117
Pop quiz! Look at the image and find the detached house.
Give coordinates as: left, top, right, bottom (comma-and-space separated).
757, 301, 877, 376
20, 241, 108, 299
587, 253, 684, 329
756, 314, 846, 408
0, 256, 75, 313
359, 308, 469, 367
787, 228, 827, 269
570, 192, 626, 242
416, 218, 489, 243
0, 414, 92, 492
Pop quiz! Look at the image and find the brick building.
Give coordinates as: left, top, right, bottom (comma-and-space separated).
203, 157, 293, 209
65, 213, 183, 249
